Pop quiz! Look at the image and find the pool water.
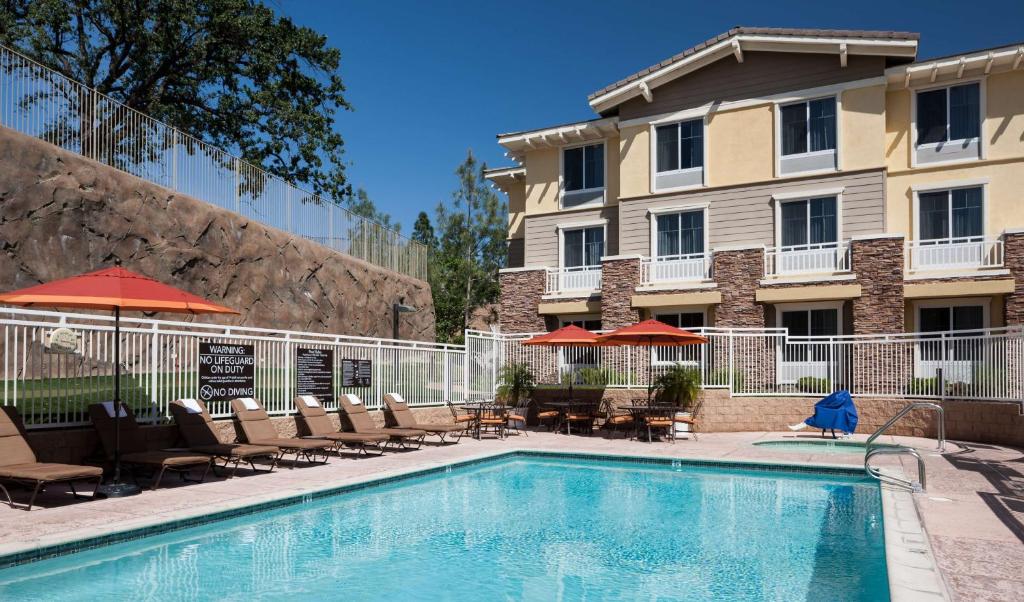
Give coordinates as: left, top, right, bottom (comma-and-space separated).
754, 440, 903, 454
0, 455, 889, 601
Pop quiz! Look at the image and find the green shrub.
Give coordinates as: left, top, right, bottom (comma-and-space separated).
709, 368, 744, 391
906, 377, 939, 396
496, 363, 535, 404
796, 377, 831, 393
653, 365, 702, 410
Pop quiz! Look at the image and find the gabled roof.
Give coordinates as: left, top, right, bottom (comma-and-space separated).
588, 27, 919, 114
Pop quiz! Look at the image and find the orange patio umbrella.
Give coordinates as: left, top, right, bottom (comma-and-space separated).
597, 319, 708, 403
0, 262, 238, 497
522, 324, 608, 398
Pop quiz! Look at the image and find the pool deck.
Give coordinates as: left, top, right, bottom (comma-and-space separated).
1, 430, 1022, 601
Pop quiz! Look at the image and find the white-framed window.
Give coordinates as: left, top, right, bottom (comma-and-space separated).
561, 225, 605, 269
776, 302, 842, 365
653, 310, 705, 364
561, 142, 605, 208
655, 209, 705, 258
914, 299, 988, 371
779, 196, 839, 248
912, 81, 983, 165
916, 186, 983, 241
777, 96, 837, 175
653, 118, 704, 191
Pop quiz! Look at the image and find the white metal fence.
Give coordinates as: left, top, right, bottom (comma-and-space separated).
545, 266, 602, 294
0, 45, 428, 281
640, 253, 711, 284
1, 308, 464, 428
905, 237, 1004, 272
467, 325, 1024, 403
764, 241, 851, 276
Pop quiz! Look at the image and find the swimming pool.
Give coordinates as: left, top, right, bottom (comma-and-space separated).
0, 454, 889, 601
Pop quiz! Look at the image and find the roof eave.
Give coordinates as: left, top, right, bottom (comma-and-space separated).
588, 35, 919, 114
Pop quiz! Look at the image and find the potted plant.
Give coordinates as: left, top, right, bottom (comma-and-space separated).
496, 363, 536, 427
654, 365, 702, 433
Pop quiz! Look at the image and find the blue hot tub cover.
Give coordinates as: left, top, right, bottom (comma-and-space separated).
804, 390, 858, 434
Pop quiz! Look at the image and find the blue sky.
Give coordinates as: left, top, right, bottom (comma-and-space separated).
277, 0, 1024, 231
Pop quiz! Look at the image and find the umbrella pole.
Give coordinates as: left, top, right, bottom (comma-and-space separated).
97, 305, 141, 497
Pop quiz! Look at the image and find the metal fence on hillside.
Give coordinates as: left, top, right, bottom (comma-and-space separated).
1, 308, 464, 428
0, 45, 428, 280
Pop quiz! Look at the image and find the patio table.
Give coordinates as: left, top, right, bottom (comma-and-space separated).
459, 401, 505, 439
544, 400, 599, 436
618, 404, 680, 441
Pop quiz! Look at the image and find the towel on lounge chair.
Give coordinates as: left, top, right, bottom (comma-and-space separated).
802, 390, 858, 436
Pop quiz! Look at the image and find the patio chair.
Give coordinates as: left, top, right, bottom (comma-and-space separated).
337, 394, 425, 449
88, 402, 214, 489
383, 393, 468, 444
672, 396, 702, 441
229, 398, 332, 467
536, 403, 560, 432
293, 396, 388, 456
446, 401, 477, 427
0, 406, 103, 511
599, 399, 634, 440
564, 402, 598, 436
169, 399, 281, 476
477, 403, 506, 439
504, 398, 530, 437
643, 406, 676, 444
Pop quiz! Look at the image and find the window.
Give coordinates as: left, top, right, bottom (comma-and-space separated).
656, 119, 703, 173
656, 210, 704, 258
781, 307, 839, 362
781, 97, 836, 156
780, 197, 838, 248
918, 304, 985, 361
918, 187, 983, 241
563, 143, 604, 192
562, 226, 604, 268
916, 83, 980, 146
561, 318, 601, 331
654, 312, 704, 363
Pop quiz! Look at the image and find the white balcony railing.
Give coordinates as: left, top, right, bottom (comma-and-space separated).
640, 253, 711, 285
905, 237, 1004, 272
545, 266, 602, 294
764, 241, 851, 277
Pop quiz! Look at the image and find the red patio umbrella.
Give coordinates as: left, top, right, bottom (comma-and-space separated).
597, 319, 708, 402
522, 324, 608, 398
0, 262, 238, 497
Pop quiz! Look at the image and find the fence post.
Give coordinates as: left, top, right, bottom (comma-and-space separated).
443, 348, 450, 403
171, 130, 178, 191
729, 333, 736, 396
233, 158, 241, 214
374, 341, 383, 409
150, 322, 160, 424
285, 186, 292, 234
828, 337, 835, 394
284, 334, 292, 414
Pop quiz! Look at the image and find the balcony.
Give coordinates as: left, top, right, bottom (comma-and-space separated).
545, 266, 602, 294
764, 241, 851, 277
640, 253, 712, 285
905, 237, 1003, 272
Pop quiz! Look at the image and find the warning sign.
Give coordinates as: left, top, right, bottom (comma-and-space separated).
198, 342, 256, 402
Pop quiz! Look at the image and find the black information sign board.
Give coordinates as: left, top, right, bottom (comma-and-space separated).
198, 342, 255, 402
296, 347, 334, 402
341, 359, 372, 387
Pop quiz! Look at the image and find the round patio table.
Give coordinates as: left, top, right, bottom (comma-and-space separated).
459, 401, 504, 439
618, 404, 680, 441
543, 400, 599, 436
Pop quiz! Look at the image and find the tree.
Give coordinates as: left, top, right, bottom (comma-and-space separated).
0, 0, 353, 200
347, 188, 398, 233
431, 150, 507, 343
411, 212, 437, 250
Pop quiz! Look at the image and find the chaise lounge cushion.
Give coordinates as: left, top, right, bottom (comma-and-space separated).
169, 399, 279, 459
337, 394, 426, 439
383, 393, 465, 434
0, 407, 102, 482
0, 462, 103, 481
229, 398, 333, 450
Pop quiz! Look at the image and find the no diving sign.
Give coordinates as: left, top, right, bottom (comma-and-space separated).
198, 342, 256, 402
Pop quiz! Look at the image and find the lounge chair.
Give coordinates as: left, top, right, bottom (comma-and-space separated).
88, 402, 214, 490
383, 393, 468, 444
229, 398, 332, 467
293, 396, 388, 456
169, 399, 281, 476
0, 406, 103, 511
337, 394, 425, 449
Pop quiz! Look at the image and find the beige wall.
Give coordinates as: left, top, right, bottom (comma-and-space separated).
618, 124, 649, 199
885, 70, 1024, 237
521, 135, 620, 216
523, 206, 619, 267
840, 84, 887, 172
506, 180, 526, 239
706, 104, 774, 187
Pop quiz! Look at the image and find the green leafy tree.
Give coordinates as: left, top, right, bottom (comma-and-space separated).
347, 188, 398, 232
431, 150, 507, 342
0, 0, 353, 200
411, 211, 437, 250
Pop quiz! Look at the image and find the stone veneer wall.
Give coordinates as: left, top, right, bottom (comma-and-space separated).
499, 269, 547, 333
0, 127, 435, 339
600, 257, 640, 329
1001, 231, 1024, 325
850, 235, 905, 333
712, 248, 766, 327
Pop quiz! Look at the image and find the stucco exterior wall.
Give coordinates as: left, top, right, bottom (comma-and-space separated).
840, 84, 887, 172
706, 104, 775, 187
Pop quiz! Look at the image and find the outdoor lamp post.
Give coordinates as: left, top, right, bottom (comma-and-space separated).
392, 303, 417, 340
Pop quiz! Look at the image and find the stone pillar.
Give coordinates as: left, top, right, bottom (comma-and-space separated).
851, 235, 905, 334
600, 256, 641, 329
712, 247, 765, 328
850, 235, 907, 395
498, 268, 546, 333
1003, 231, 1024, 325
